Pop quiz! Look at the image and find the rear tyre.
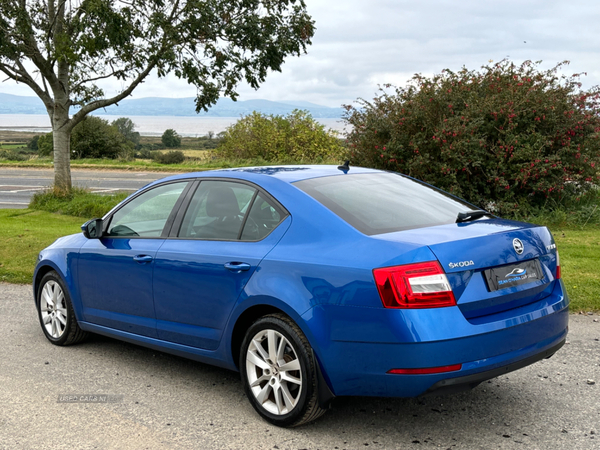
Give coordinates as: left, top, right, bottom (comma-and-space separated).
240, 313, 326, 427
36, 271, 88, 346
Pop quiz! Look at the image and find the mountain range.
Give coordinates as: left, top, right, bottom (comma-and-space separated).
0, 93, 344, 118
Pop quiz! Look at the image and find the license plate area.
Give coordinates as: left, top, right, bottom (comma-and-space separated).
484, 259, 544, 292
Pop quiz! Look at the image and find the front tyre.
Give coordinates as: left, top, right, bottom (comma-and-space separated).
36, 271, 88, 346
240, 314, 326, 427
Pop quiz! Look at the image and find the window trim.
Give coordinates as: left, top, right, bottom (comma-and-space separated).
102, 179, 195, 239
168, 177, 289, 242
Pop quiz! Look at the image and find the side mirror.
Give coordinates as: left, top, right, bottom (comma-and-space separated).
81, 218, 104, 239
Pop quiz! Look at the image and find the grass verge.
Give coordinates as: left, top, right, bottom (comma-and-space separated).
552, 226, 600, 313
0, 209, 82, 284
0, 207, 597, 312
29, 187, 129, 218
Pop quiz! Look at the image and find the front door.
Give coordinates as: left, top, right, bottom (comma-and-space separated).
78, 181, 190, 337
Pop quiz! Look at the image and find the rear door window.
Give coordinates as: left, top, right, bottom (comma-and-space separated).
294, 173, 478, 235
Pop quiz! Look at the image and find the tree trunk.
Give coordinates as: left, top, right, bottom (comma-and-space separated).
52, 105, 72, 194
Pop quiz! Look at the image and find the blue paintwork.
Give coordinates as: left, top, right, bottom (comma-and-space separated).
34, 165, 569, 398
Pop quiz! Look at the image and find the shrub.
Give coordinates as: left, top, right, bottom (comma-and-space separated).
217, 110, 344, 162
29, 187, 129, 218
155, 150, 185, 164
162, 129, 182, 148
344, 60, 600, 215
0, 149, 28, 161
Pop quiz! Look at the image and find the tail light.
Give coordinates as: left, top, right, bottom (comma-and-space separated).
555, 251, 561, 280
373, 261, 456, 309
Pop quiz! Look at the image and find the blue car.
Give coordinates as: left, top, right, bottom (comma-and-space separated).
34, 165, 568, 427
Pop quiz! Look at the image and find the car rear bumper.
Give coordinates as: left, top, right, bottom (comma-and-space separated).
305, 281, 569, 398
422, 337, 565, 396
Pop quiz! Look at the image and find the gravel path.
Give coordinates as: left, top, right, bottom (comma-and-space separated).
1, 283, 598, 450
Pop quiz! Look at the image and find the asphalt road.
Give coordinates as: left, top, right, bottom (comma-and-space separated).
0, 168, 170, 208
1, 283, 598, 450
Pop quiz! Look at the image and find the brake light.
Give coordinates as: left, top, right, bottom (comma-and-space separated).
555, 251, 561, 280
373, 261, 456, 309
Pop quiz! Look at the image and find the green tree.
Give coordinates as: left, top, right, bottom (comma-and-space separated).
35, 116, 134, 159
112, 117, 140, 146
71, 116, 132, 159
344, 60, 600, 215
37, 133, 53, 157
0, 1, 314, 192
27, 135, 39, 151
161, 129, 182, 148
218, 110, 344, 162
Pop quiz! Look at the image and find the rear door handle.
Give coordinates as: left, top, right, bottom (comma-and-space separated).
133, 255, 153, 263
224, 262, 251, 272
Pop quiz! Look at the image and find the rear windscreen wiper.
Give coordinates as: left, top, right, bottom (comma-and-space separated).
456, 210, 490, 223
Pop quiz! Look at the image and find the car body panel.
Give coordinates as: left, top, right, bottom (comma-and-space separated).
78, 237, 164, 337
152, 217, 292, 350
33, 165, 569, 401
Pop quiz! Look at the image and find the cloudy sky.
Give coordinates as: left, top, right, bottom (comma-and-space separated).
2, 0, 600, 108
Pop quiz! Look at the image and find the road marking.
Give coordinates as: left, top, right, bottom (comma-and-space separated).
0, 201, 29, 205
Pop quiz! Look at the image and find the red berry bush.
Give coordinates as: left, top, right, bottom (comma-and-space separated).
344, 61, 600, 215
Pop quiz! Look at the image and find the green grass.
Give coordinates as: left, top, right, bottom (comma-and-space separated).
552, 226, 600, 312
0, 155, 340, 171
0, 205, 597, 312
0, 209, 82, 284
29, 187, 129, 218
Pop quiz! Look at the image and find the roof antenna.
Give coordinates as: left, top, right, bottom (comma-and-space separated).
337, 160, 350, 173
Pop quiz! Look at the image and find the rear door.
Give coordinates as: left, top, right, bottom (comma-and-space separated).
152, 179, 290, 350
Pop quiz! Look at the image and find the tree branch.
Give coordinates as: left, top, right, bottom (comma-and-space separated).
0, 62, 54, 110
70, 62, 156, 128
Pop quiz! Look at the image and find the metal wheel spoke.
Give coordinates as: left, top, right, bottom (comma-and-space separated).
267, 330, 278, 361
56, 291, 65, 306
279, 359, 300, 373
280, 383, 296, 410
42, 284, 53, 306
273, 385, 284, 414
56, 312, 67, 326
247, 350, 270, 370
255, 383, 272, 405
250, 374, 270, 388
252, 338, 269, 361
276, 337, 286, 364
51, 318, 58, 337
280, 372, 302, 386
42, 314, 52, 324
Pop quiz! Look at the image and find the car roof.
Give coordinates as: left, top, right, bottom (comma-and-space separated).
152, 165, 384, 186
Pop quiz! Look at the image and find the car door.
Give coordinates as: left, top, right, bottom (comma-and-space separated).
78, 180, 192, 337
152, 179, 290, 350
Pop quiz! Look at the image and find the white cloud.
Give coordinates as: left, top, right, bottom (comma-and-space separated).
2, 0, 600, 109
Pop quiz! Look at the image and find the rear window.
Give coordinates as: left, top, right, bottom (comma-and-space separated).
294, 173, 478, 235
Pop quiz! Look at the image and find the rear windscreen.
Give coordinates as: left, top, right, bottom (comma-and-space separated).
294, 173, 479, 235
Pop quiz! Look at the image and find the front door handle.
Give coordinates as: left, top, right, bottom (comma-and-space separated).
133, 255, 153, 263
224, 262, 251, 272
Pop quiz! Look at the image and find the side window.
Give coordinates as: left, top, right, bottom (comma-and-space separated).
179, 181, 257, 240
106, 182, 188, 237
240, 193, 285, 241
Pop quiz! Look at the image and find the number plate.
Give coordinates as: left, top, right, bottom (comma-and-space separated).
484, 259, 544, 292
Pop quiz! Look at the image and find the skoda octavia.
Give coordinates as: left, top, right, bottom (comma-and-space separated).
34, 165, 568, 427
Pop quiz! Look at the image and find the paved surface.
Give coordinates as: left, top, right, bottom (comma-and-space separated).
1, 283, 598, 450
0, 168, 170, 208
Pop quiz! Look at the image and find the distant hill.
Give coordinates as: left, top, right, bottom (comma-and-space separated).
0, 93, 344, 118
